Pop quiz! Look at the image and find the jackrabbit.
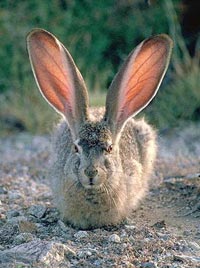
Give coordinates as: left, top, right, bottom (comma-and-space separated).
27, 29, 172, 229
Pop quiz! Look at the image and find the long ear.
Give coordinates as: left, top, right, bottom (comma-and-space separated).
104, 34, 173, 136
27, 29, 89, 138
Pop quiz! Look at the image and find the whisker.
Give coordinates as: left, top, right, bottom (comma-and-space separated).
61, 181, 84, 203
102, 184, 112, 211
107, 182, 126, 214
65, 180, 79, 194
105, 184, 120, 215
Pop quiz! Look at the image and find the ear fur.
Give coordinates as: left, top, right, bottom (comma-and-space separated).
104, 34, 173, 136
27, 29, 89, 138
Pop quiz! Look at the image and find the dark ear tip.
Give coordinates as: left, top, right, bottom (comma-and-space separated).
26, 28, 52, 42
147, 34, 173, 49
27, 28, 44, 40
157, 34, 173, 48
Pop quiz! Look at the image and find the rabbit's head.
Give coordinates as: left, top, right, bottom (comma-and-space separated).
27, 29, 172, 189
64, 120, 120, 189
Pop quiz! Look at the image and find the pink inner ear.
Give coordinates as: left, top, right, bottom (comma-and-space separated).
29, 31, 74, 116
117, 39, 169, 124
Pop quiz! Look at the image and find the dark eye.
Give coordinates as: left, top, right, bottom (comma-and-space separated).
106, 144, 113, 154
74, 144, 79, 153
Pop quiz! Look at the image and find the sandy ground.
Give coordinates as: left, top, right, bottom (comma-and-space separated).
0, 122, 199, 267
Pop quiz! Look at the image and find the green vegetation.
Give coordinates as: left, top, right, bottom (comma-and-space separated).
143, 0, 200, 129
0, 0, 199, 135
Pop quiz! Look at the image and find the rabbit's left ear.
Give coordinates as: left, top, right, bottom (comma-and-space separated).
104, 34, 173, 136
27, 29, 89, 138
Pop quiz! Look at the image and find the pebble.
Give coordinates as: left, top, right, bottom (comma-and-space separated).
123, 261, 135, 268
152, 220, 166, 229
7, 216, 27, 224
156, 232, 170, 241
0, 186, 7, 194
6, 210, 20, 219
74, 230, 89, 239
14, 232, 34, 244
183, 230, 192, 236
121, 230, 128, 238
93, 260, 102, 266
125, 225, 136, 230
42, 207, 60, 223
174, 254, 200, 263
187, 241, 200, 251
63, 245, 76, 259
8, 191, 21, 200
57, 220, 69, 232
128, 235, 135, 243
141, 262, 157, 268
28, 205, 47, 218
77, 250, 92, 258
109, 234, 121, 243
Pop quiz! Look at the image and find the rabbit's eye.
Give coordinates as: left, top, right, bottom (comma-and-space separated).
74, 144, 79, 153
106, 144, 113, 154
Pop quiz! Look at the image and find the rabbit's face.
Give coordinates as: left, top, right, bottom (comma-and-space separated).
69, 122, 121, 189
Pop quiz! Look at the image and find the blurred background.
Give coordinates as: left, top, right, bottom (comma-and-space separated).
0, 0, 199, 136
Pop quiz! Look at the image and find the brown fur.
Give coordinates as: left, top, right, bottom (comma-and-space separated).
50, 110, 156, 229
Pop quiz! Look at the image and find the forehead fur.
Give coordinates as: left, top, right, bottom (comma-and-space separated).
79, 121, 112, 147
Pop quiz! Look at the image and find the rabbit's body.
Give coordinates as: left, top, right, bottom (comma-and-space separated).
27, 29, 172, 229
51, 110, 156, 229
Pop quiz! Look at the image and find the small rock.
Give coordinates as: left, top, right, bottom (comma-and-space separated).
187, 241, 200, 251
93, 259, 102, 266
0, 186, 7, 194
7, 216, 27, 225
63, 245, 76, 259
0, 222, 19, 245
58, 220, 69, 232
77, 250, 92, 258
8, 191, 21, 200
121, 230, 128, 238
74, 230, 89, 239
123, 261, 135, 268
141, 261, 157, 268
128, 235, 135, 243
42, 207, 60, 223
174, 254, 200, 263
183, 230, 192, 236
156, 232, 170, 241
14, 232, 34, 244
109, 234, 121, 243
125, 225, 136, 230
6, 210, 20, 219
0, 240, 74, 266
28, 205, 47, 219
152, 220, 166, 229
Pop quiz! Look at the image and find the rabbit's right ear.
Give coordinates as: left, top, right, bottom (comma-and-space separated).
104, 35, 173, 139
27, 29, 89, 138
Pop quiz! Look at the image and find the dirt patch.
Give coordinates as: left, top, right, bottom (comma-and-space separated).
0, 123, 199, 267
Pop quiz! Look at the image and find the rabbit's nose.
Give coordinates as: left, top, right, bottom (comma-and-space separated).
84, 166, 98, 178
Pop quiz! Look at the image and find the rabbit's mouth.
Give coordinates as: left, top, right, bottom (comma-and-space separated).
81, 178, 102, 190
78, 173, 106, 190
